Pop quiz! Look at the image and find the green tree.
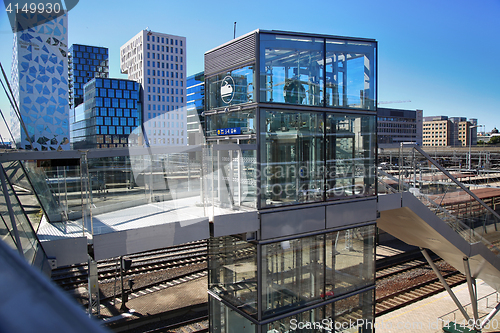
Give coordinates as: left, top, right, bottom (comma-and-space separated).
488, 136, 500, 144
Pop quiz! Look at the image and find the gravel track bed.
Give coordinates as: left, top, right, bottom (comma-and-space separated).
376, 261, 457, 299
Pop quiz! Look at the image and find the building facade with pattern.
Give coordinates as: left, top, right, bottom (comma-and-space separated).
68, 44, 109, 108
120, 30, 187, 146
11, 13, 69, 150
70, 78, 141, 149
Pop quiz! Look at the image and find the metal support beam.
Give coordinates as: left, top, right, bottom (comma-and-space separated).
481, 302, 500, 329
421, 248, 471, 322
463, 257, 478, 328
0, 164, 23, 255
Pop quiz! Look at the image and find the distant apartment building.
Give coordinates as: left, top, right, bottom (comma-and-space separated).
377, 107, 422, 148
68, 44, 109, 108
455, 118, 478, 147
120, 30, 187, 146
70, 78, 141, 149
422, 116, 477, 147
186, 72, 205, 145
11, 13, 69, 150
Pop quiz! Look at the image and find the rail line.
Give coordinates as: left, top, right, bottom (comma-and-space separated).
375, 263, 466, 317
51, 240, 208, 290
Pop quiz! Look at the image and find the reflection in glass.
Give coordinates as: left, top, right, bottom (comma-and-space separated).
207, 65, 255, 109
0, 166, 40, 264
321, 290, 374, 332
209, 236, 258, 318
260, 109, 324, 208
325, 226, 375, 297
260, 34, 323, 106
325, 114, 376, 200
265, 308, 323, 333
262, 234, 324, 318
205, 145, 257, 210
325, 39, 376, 110
206, 108, 256, 137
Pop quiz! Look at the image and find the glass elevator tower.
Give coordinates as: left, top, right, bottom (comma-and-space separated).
204, 30, 377, 333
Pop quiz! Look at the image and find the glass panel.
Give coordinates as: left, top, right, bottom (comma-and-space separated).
325, 39, 376, 110
321, 290, 374, 332
209, 295, 257, 333
3, 161, 44, 231
260, 34, 324, 106
22, 161, 64, 223
209, 236, 258, 318
325, 226, 375, 297
204, 142, 258, 214
261, 234, 324, 318
260, 109, 324, 208
0, 167, 39, 264
206, 108, 256, 137
264, 307, 323, 333
207, 65, 255, 109
326, 114, 376, 200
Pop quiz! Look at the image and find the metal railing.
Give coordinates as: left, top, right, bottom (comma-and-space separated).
378, 144, 500, 255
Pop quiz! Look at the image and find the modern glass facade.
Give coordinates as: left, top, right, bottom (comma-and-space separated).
377, 108, 422, 148
205, 30, 377, 332
70, 78, 141, 149
11, 13, 69, 150
209, 225, 375, 332
187, 72, 205, 144
68, 44, 109, 108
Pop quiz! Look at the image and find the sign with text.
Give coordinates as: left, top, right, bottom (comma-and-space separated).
217, 127, 241, 136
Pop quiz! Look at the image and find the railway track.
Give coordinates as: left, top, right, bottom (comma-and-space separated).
375, 262, 466, 317
51, 240, 208, 290
142, 315, 209, 333
53, 239, 467, 327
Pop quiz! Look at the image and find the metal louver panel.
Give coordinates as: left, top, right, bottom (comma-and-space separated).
205, 32, 256, 76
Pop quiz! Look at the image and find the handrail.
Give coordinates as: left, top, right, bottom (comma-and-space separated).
394, 144, 500, 254
413, 144, 500, 222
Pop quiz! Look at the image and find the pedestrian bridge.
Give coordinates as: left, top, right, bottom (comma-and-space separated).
377, 145, 500, 330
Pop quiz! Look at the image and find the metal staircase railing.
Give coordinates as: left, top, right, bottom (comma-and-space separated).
378, 144, 500, 256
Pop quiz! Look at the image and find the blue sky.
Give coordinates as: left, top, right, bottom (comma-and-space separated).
0, 0, 499, 140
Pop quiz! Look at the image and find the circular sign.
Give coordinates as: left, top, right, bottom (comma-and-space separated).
221, 75, 235, 104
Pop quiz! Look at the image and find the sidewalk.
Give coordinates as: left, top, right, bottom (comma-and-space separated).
377, 280, 500, 333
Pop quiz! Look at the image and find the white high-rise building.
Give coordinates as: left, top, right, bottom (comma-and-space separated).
120, 30, 187, 146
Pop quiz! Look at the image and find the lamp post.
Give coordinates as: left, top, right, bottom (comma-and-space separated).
468, 124, 481, 170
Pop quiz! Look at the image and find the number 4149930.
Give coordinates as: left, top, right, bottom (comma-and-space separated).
6, 2, 61, 14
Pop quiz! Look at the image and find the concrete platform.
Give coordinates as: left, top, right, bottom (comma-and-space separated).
37, 195, 258, 266
377, 280, 500, 333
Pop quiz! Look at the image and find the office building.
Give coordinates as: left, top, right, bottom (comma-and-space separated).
423, 116, 477, 147
70, 78, 141, 149
10, 13, 69, 150
120, 30, 187, 146
68, 44, 109, 108
377, 107, 422, 147
186, 71, 205, 145
205, 30, 377, 332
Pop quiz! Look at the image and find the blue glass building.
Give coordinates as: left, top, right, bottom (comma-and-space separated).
186, 72, 205, 144
68, 44, 109, 108
70, 78, 141, 149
